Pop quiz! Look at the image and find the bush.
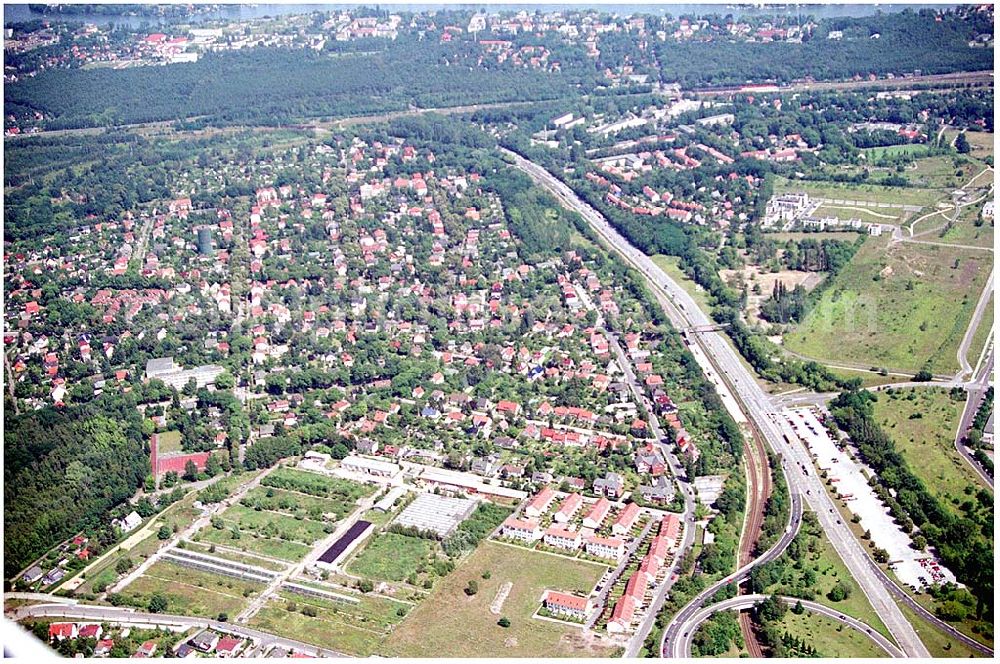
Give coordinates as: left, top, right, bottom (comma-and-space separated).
464, 580, 479, 596
498, 617, 511, 628
827, 581, 852, 602
147, 592, 168, 613
301, 605, 318, 618
358, 579, 374, 593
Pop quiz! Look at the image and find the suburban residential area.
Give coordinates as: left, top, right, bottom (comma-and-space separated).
2, 2, 995, 661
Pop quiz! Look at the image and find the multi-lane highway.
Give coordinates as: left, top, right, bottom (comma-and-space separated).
501, 147, 931, 658
674, 595, 905, 658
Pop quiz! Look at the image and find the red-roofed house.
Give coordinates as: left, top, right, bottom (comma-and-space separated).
49, 623, 77, 641
542, 590, 592, 619
612, 502, 641, 536
78, 624, 102, 640
582, 497, 611, 529
608, 594, 636, 633
586, 535, 625, 560
524, 486, 556, 518
660, 514, 681, 545
543, 526, 582, 550
501, 516, 542, 543
554, 492, 583, 523
215, 636, 244, 658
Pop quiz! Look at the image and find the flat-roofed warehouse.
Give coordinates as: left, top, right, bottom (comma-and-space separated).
341, 454, 399, 477
392, 493, 477, 538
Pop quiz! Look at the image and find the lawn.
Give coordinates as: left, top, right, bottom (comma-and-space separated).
814, 203, 905, 224
242, 486, 355, 521
196, 525, 312, 561
907, 155, 982, 191
380, 541, 613, 657
770, 231, 863, 243
873, 388, 991, 503
773, 175, 945, 209
864, 143, 929, 160
778, 609, 887, 658
249, 589, 409, 656
650, 254, 715, 313
156, 430, 183, 454
897, 602, 988, 658
264, 467, 374, 502
827, 366, 909, 388
119, 560, 263, 618
766, 526, 891, 640
783, 235, 991, 373
217, 503, 330, 543
182, 540, 290, 572
346, 532, 435, 583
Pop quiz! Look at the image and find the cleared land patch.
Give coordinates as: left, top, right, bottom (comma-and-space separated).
380, 540, 612, 657
783, 235, 990, 373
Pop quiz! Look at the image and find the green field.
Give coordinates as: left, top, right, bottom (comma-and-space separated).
897, 601, 988, 658
863, 143, 929, 160
770, 231, 863, 243
242, 486, 355, 521
773, 175, 945, 209
783, 235, 991, 373
119, 560, 263, 618
196, 525, 312, 561
814, 203, 904, 224
249, 589, 409, 656
874, 388, 991, 501
381, 541, 612, 657
778, 609, 887, 658
763, 517, 890, 639
650, 254, 715, 312
346, 532, 435, 583
156, 430, 183, 454
183, 540, 290, 572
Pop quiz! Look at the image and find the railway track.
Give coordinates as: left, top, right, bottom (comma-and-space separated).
737, 428, 772, 656
739, 611, 764, 658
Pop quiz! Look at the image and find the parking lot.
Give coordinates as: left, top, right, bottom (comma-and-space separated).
784, 408, 957, 589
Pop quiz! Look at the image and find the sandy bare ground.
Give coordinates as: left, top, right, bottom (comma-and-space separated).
721, 265, 826, 324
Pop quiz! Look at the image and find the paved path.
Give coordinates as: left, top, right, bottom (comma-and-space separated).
952, 346, 995, 489
956, 265, 995, 380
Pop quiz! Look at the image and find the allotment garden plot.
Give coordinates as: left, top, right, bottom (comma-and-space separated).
191, 466, 374, 562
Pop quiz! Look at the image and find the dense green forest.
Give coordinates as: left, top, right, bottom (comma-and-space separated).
4, 397, 149, 574
829, 389, 994, 619
600, 10, 994, 87
5, 40, 592, 130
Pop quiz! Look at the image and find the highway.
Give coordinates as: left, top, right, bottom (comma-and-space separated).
500, 147, 930, 658
674, 594, 904, 658
7, 602, 343, 657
